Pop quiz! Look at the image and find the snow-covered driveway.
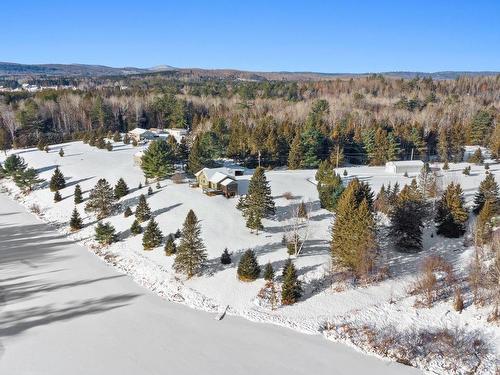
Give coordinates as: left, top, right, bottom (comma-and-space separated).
0, 195, 419, 375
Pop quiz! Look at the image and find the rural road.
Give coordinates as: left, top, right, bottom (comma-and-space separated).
0, 194, 420, 375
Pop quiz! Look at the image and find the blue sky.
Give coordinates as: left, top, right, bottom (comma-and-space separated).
2, 0, 499, 72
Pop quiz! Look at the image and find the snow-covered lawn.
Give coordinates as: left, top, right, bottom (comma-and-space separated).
1, 140, 499, 374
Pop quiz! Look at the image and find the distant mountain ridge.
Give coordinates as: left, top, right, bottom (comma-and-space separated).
0, 61, 497, 80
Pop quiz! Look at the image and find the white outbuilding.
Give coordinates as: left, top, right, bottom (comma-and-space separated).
385, 160, 424, 174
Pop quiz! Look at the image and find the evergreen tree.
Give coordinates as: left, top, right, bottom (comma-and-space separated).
147, 186, 153, 195
141, 139, 175, 180
94, 222, 117, 245
123, 133, 130, 144
473, 174, 499, 214
59, 148, 64, 157
112, 131, 121, 142
106, 141, 113, 151
85, 178, 116, 219
113, 178, 129, 199
142, 218, 163, 250
475, 199, 494, 246
287, 133, 303, 169
263, 261, 275, 281
386, 132, 401, 161
242, 167, 275, 222
418, 163, 438, 199
130, 219, 142, 235
300, 127, 325, 168
246, 210, 264, 234
331, 180, 377, 278
69, 207, 83, 231
237, 249, 260, 281
316, 160, 344, 211
469, 109, 493, 146
13, 168, 43, 192
74, 184, 83, 204
220, 248, 231, 264
435, 183, 468, 238
348, 177, 374, 211
468, 148, 484, 164
463, 166, 471, 175
53, 190, 62, 202
281, 258, 302, 305
442, 160, 449, 170
174, 210, 207, 278
187, 136, 205, 173
389, 181, 426, 252
124, 206, 133, 217
49, 167, 66, 192
165, 236, 177, 256
135, 194, 151, 222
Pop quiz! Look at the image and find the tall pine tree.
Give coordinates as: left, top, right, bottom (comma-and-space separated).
85, 178, 116, 219
435, 183, 468, 238
241, 167, 275, 227
141, 139, 175, 180
473, 174, 499, 214
281, 258, 302, 305
135, 194, 151, 222
389, 180, 426, 252
331, 180, 377, 278
174, 210, 207, 278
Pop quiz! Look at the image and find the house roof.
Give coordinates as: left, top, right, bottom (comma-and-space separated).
129, 128, 151, 135
385, 160, 424, 167
220, 178, 237, 186
195, 167, 242, 180
209, 172, 229, 184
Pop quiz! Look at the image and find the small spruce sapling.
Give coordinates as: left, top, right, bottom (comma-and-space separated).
130, 219, 142, 235
59, 148, 64, 157
69, 207, 83, 231
164, 236, 177, 256
220, 248, 232, 265
74, 184, 83, 204
263, 262, 275, 281
53, 191, 62, 202
124, 206, 133, 217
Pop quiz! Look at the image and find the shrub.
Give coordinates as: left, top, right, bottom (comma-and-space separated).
283, 191, 293, 200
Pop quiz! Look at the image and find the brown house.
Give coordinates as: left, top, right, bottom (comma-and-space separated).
194, 167, 242, 198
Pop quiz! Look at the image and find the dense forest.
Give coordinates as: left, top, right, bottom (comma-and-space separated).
0, 74, 498, 168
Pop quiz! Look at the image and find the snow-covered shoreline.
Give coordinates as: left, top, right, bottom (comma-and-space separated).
1, 141, 499, 374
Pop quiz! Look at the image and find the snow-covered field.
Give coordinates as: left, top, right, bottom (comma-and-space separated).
1, 140, 499, 374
